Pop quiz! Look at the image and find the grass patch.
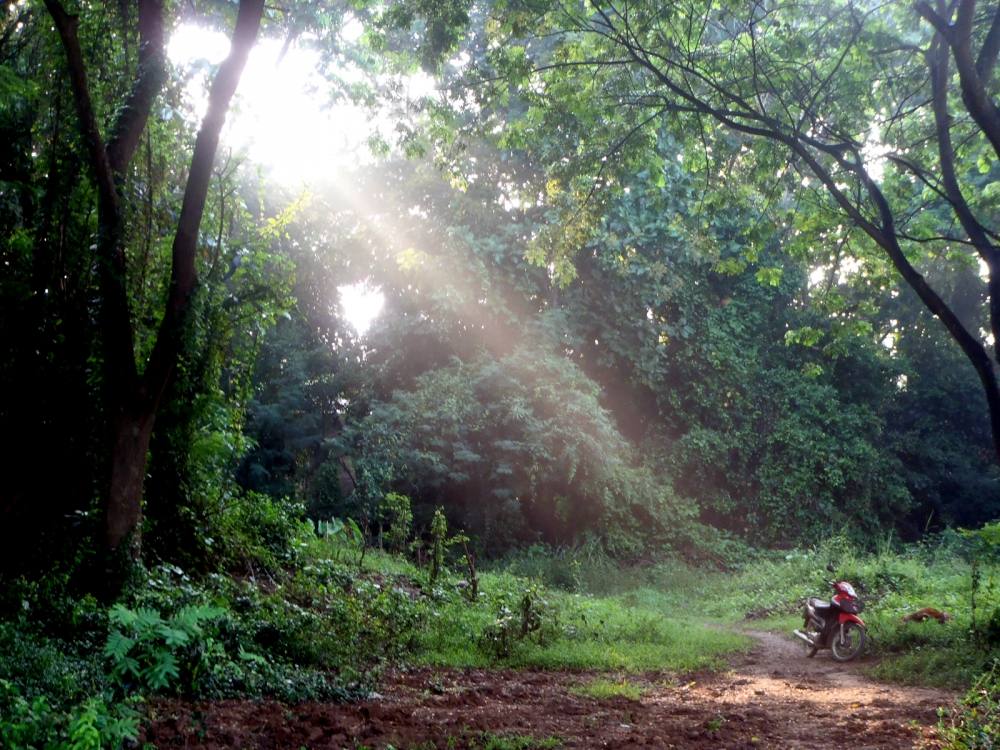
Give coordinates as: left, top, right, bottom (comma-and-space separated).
570, 677, 645, 701
476, 733, 563, 750
414, 572, 750, 672
866, 646, 987, 690
740, 613, 801, 632
498, 534, 1000, 690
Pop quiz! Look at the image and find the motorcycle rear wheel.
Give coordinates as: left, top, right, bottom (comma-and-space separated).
830, 623, 866, 662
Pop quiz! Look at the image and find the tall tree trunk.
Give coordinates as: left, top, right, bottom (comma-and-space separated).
103, 0, 265, 559
106, 405, 155, 553
45, 0, 265, 568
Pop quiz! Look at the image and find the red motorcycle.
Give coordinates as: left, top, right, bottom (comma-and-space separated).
793, 580, 866, 661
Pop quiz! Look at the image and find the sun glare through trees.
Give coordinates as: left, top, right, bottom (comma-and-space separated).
5, 0, 1000, 746
167, 22, 378, 184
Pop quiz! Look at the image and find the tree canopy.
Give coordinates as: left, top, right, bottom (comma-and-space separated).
2, 0, 1000, 586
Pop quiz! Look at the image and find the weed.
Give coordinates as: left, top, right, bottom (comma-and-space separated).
706, 715, 727, 734
0, 679, 139, 750
937, 658, 1000, 748
570, 677, 645, 701
476, 733, 563, 749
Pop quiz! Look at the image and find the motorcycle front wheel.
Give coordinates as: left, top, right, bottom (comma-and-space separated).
830, 622, 866, 662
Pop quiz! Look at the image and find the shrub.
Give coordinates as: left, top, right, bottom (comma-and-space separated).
430, 508, 448, 585
0, 679, 139, 750
479, 584, 551, 659
0, 623, 106, 708
379, 493, 413, 553
104, 603, 226, 695
939, 659, 1000, 748
218, 492, 312, 573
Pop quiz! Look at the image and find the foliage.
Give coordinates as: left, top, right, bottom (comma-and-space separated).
7, 0, 1000, 741
104, 603, 225, 695
216, 492, 313, 574
459, 0, 1000, 473
316, 516, 368, 566
379, 492, 414, 553
429, 507, 449, 584
938, 660, 1000, 749
479, 584, 549, 659
0, 680, 139, 750
346, 335, 702, 555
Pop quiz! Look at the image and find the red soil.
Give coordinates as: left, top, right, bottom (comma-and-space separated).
142, 631, 956, 749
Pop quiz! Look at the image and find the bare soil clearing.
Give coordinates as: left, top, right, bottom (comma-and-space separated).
143, 630, 957, 749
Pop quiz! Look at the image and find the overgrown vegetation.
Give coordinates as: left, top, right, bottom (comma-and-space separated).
4, 0, 1000, 747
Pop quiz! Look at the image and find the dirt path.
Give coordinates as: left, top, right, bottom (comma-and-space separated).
143, 629, 957, 749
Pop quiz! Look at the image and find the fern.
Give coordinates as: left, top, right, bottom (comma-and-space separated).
142, 652, 179, 691
67, 705, 101, 750
102, 631, 135, 662
103, 604, 224, 695
156, 625, 191, 647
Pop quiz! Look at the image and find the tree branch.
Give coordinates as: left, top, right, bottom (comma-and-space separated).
43, 0, 117, 212
107, 0, 166, 174
142, 0, 265, 406
976, 1, 1000, 81
918, 0, 1000, 162
928, 33, 998, 265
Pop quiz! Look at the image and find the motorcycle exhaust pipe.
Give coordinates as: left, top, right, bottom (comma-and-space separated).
793, 629, 816, 645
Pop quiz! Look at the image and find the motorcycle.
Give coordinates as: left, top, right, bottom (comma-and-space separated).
793, 580, 866, 661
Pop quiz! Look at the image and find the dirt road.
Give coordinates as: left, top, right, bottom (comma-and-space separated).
144, 629, 956, 749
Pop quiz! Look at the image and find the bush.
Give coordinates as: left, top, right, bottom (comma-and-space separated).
104, 603, 226, 695
379, 492, 413, 553
218, 492, 312, 573
0, 679, 139, 750
479, 584, 551, 659
0, 623, 106, 708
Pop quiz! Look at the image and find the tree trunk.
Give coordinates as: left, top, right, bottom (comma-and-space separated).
106, 403, 155, 554
45, 0, 265, 570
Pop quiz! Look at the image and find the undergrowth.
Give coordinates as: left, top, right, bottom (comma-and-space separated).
0, 506, 748, 745
4, 495, 1000, 748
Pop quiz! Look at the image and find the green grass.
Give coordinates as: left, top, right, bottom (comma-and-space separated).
476, 733, 563, 750
299, 531, 1000, 691
739, 613, 802, 632
414, 572, 750, 672
570, 677, 646, 700
492, 534, 1000, 690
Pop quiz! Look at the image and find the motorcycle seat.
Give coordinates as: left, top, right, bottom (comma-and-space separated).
808, 597, 831, 610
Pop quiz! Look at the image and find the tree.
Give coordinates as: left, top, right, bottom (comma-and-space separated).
38, 0, 266, 560
466, 0, 1000, 463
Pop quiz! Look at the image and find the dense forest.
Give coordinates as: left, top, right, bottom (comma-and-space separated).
4, 0, 1000, 747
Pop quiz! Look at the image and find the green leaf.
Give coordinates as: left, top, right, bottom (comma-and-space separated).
143, 652, 180, 691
